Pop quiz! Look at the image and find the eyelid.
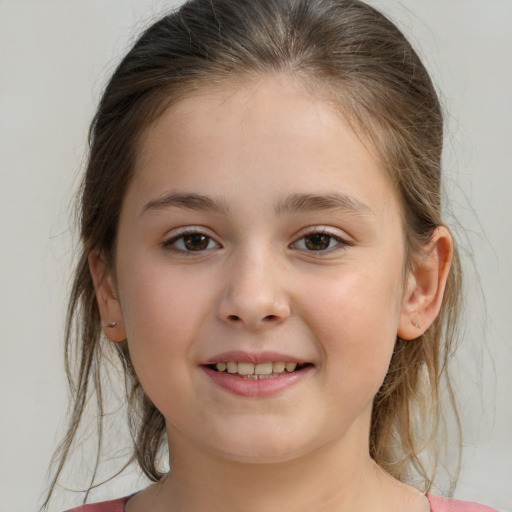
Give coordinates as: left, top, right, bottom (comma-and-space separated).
161, 226, 221, 252
290, 226, 353, 252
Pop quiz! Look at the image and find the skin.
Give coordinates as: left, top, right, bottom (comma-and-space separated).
90, 74, 452, 512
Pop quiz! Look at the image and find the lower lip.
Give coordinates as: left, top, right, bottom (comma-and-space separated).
201, 366, 313, 398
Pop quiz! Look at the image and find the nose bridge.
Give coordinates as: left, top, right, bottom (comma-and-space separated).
217, 242, 290, 329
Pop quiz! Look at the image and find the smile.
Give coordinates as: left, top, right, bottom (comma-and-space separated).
201, 353, 313, 397
207, 361, 308, 379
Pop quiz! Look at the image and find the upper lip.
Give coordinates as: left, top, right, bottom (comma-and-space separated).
201, 350, 307, 365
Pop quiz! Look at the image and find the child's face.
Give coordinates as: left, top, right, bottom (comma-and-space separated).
111, 75, 411, 463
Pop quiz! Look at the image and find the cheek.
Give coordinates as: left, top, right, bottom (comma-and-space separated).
119, 251, 215, 331
116, 263, 214, 390
123, 273, 194, 339
298, 265, 403, 395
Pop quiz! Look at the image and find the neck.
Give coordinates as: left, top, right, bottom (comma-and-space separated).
165, 431, 372, 512
128, 415, 428, 512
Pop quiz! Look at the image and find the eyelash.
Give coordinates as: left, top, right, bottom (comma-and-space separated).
162, 228, 221, 253
161, 227, 351, 254
291, 228, 351, 254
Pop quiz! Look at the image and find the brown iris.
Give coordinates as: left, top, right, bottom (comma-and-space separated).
183, 233, 210, 251
304, 233, 332, 251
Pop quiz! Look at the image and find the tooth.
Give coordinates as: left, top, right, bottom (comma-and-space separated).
285, 362, 297, 372
216, 362, 227, 372
254, 362, 273, 375
227, 361, 238, 374
237, 362, 255, 375
272, 361, 286, 373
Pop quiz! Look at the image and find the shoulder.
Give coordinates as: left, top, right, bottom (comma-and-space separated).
64, 496, 131, 512
428, 494, 501, 512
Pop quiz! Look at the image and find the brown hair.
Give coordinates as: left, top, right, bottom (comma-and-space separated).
44, 0, 462, 506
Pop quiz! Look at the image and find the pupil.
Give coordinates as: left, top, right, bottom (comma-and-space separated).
305, 234, 330, 250
184, 234, 209, 251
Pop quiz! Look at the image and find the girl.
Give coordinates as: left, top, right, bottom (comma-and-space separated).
44, 0, 499, 511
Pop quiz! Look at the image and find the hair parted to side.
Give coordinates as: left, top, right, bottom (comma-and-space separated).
44, 0, 462, 506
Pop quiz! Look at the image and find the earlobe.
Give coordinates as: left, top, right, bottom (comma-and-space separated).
88, 250, 126, 343
397, 226, 453, 340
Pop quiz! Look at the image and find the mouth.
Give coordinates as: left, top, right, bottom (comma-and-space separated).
205, 361, 312, 379
201, 351, 314, 396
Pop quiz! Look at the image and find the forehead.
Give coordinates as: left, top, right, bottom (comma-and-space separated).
131, 73, 398, 216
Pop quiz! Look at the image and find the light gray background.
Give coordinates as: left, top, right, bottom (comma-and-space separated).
0, 1, 511, 511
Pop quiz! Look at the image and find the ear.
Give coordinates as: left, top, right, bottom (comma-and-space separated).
88, 250, 126, 342
397, 226, 453, 340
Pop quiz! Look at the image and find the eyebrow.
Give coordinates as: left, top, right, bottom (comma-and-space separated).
274, 193, 374, 216
141, 191, 373, 217
141, 192, 230, 216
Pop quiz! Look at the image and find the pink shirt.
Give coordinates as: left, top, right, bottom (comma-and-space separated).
64, 494, 500, 511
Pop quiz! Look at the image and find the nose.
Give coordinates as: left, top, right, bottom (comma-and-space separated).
216, 248, 291, 330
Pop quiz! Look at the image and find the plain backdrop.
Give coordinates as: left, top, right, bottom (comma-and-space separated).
0, 1, 511, 511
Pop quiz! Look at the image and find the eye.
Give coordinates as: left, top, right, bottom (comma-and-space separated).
292, 230, 348, 252
163, 230, 220, 252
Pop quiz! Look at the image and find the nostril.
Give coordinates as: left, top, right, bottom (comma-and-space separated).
228, 315, 240, 321
263, 315, 277, 321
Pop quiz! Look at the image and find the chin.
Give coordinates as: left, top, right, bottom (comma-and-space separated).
211, 444, 308, 465
197, 426, 322, 465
